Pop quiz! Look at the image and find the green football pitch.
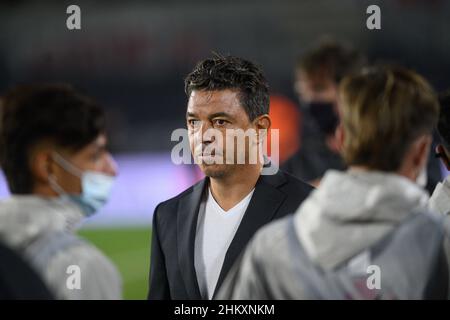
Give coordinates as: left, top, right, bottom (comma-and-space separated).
78, 227, 152, 300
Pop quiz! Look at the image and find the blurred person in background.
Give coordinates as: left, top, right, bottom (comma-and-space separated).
283, 38, 442, 191
148, 54, 313, 300
219, 65, 450, 299
282, 39, 365, 186
0, 84, 122, 299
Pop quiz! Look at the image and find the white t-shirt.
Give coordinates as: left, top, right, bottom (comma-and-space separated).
194, 187, 255, 299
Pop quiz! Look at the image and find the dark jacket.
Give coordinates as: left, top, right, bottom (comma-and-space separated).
147, 169, 314, 300
0, 240, 54, 300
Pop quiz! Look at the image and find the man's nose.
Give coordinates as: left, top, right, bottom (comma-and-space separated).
194, 122, 215, 144
103, 153, 118, 176
203, 125, 220, 144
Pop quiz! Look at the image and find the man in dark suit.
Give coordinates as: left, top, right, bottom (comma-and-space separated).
148, 54, 314, 300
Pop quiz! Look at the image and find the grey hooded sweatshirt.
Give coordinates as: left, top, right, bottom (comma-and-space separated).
218, 170, 450, 300
0, 195, 122, 299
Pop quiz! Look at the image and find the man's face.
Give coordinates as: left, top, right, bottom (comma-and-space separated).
294, 69, 341, 137
186, 89, 260, 178
51, 134, 117, 194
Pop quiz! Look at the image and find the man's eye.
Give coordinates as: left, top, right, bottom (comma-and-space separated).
188, 119, 200, 127
213, 119, 228, 126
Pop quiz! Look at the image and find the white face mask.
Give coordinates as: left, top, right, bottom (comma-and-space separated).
48, 152, 116, 217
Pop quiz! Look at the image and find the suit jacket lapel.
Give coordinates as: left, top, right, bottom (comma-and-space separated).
212, 171, 287, 298
177, 178, 207, 299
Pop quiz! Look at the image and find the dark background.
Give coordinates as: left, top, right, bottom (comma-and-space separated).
1, 0, 449, 153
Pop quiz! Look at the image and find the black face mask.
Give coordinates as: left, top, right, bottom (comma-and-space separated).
305, 101, 339, 136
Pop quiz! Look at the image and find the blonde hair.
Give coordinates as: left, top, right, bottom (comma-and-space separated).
339, 65, 439, 171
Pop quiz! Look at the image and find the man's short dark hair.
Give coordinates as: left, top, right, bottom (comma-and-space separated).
0, 84, 106, 194
184, 53, 270, 121
297, 39, 367, 84
438, 90, 450, 150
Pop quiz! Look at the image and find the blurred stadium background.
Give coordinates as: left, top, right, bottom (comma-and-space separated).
1, 0, 450, 299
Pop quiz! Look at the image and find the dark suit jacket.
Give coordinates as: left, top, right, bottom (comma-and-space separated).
147, 169, 314, 300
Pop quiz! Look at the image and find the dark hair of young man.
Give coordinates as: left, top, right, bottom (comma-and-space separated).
0, 84, 105, 194
296, 39, 367, 84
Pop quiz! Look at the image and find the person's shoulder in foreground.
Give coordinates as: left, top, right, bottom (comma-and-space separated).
0, 239, 54, 299
219, 65, 449, 300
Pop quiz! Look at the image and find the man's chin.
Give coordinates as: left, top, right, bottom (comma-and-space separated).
200, 163, 228, 178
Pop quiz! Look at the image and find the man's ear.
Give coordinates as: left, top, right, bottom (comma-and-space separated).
412, 135, 432, 171
29, 148, 55, 185
335, 123, 344, 152
254, 114, 271, 144
255, 114, 271, 130
397, 135, 431, 182
436, 144, 450, 170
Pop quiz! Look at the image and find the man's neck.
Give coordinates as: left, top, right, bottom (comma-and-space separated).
349, 165, 416, 182
32, 184, 59, 197
209, 165, 261, 211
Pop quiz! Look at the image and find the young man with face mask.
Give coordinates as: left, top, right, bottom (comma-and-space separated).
219, 66, 450, 300
284, 39, 442, 192
282, 39, 366, 187
0, 84, 121, 299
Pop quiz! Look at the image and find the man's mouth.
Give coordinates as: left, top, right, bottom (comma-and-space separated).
201, 151, 220, 157
195, 150, 224, 164
195, 149, 223, 157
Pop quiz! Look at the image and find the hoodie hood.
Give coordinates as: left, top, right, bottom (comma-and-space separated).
0, 195, 84, 248
294, 170, 429, 270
